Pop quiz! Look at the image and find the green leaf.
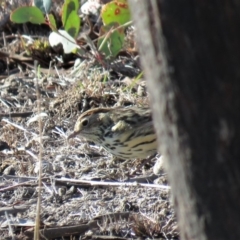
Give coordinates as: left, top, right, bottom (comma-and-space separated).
10, 6, 45, 24
62, 0, 79, 26
48, 14, 57, 31
98, 23, 124, 58
64, 11, 80, 38
101, 0, 131, 26
62, 0, 80, 38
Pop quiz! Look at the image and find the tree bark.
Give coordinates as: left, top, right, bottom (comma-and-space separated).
128, 0, 240, 239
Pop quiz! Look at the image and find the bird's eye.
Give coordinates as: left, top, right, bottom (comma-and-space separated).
81, 119, 89, 127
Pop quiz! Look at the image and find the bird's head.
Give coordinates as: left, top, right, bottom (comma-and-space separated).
68, 108, 113, 143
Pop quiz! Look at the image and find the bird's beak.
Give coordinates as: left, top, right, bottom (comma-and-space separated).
67, 131, 78, 140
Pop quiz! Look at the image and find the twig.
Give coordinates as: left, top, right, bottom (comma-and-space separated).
1, 118, 37, 136
56, 178, 170, 190
34, 61, 43, 240
0, 111, 33, 118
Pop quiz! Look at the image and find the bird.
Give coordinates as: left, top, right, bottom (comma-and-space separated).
68, 106, 158, 160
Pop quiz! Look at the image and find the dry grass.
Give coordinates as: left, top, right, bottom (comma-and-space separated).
0, 6, 178, 238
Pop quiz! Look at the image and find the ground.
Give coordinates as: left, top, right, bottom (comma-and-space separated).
0, 1, 178, 239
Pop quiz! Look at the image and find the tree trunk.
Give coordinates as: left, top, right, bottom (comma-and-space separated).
128, 0, 240, 239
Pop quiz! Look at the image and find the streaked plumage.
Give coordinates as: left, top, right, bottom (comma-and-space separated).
68, 106, 157, 159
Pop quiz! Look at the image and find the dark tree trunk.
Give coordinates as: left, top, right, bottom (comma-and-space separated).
128, 0, 240, 239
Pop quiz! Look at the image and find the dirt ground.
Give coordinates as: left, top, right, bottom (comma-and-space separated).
0, 2, 179, 239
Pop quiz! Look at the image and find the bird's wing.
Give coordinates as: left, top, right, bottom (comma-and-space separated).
111, 107, 152, 132
111, 118, 154, 133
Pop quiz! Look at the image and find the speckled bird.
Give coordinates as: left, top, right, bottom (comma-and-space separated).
68, 106, 158, 159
